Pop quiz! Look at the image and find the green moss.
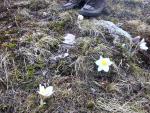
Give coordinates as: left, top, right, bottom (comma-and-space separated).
48, 21, 65, 33
15, 15, 24, 21
87, 101, 95, 110
92, 44, 106, 54
27, 65, 35, 78
34, 60, 45, 69
3, 29, 18, 35
0, 37, 6, 42
10, 67, 40, 92
23, 79, 40, 91
76, 37, 100, 55
29, 0, 48, 11
2, 43, 17, 48
38, 36, 61, 51
26, 35, 33, 42
77, 37, 93, 55
109, 18, 119, 24
11, 69, 24, 81
90, 43, 113, 57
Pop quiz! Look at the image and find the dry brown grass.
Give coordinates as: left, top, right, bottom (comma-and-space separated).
0, 0, 150, 113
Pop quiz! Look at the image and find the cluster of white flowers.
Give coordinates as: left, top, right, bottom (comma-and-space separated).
37, 29, 149, 106
37, 55, 113, 105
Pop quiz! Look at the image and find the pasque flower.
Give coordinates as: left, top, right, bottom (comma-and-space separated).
139, 39, 148, 51
95, 56, 113, 72
38, 84, 54, 97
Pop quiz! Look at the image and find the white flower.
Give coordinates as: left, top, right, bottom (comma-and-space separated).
43, 12, 47, 16
38, 84, 54, 97
63, 33, 76, 45
95, 56, 113, 72
78, 15, 84, 21
64, 53, 69, 57
139, 39, 148, 50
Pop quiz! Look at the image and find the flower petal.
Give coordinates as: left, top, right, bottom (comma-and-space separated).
98, 66, 103, 72
105, 58, 113, 66
95, 59, 101, 66
45, 86, 54, 96
45, 92, 53, 97
46, 86, 53, 93
103, 66, 109, 72
95, 56, 103, 65
142, 46, 148, 50
140, 43, 148, 50
38, 91, 45, 96
140, 38, 145, 43
39, 84, 45, 92
99, 56, 103, 59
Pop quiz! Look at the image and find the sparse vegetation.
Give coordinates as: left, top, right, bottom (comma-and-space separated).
0, 0, 150, 113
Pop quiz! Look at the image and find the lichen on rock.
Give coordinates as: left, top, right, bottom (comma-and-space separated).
77, 19, 132, 45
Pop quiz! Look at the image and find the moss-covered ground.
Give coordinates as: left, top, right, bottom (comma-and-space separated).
0, 0, 150, 113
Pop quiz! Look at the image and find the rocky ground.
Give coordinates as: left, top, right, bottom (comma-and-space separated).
0, 0, 150, 113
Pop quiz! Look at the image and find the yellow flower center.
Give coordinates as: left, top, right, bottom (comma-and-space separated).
101, 59, 107, 66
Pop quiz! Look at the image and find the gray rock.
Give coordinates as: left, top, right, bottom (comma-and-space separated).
77, 19, 132, 43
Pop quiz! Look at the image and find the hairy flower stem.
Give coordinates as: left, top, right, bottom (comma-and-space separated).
40, 97, 46, 106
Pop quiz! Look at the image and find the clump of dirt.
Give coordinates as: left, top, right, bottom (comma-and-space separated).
0, 0, 150, 113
